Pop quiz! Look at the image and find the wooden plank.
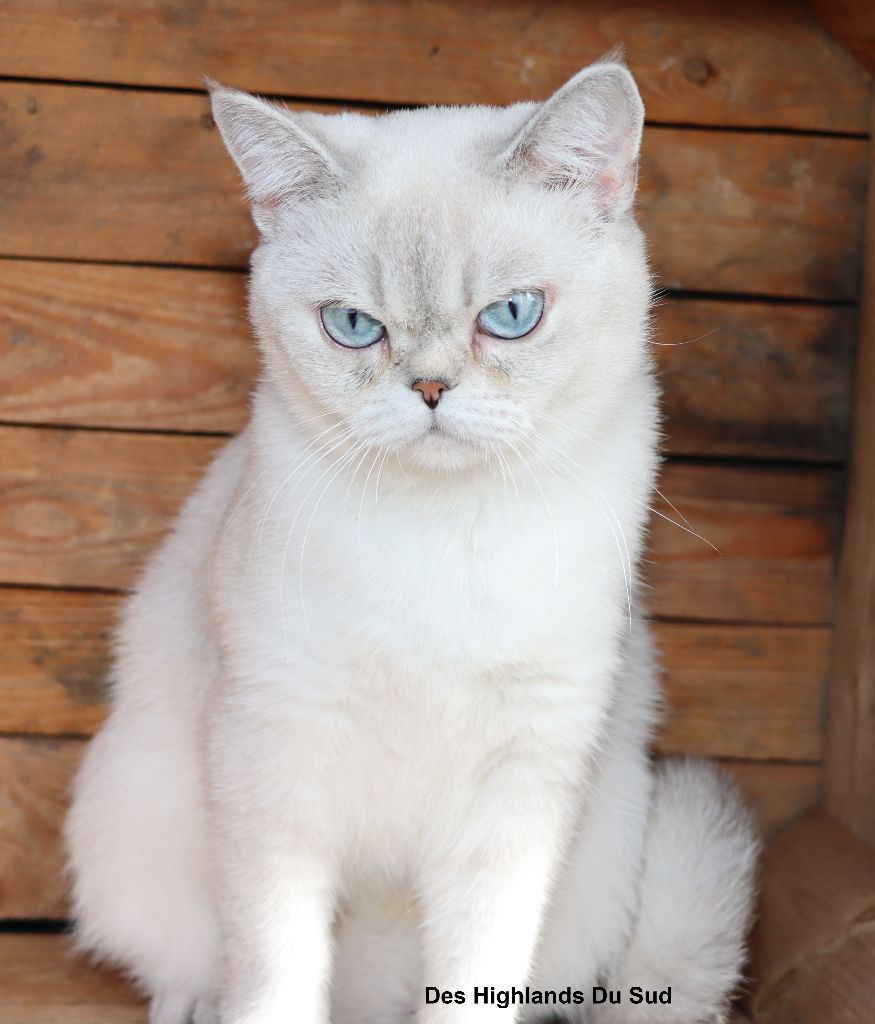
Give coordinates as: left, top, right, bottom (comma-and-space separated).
0, 258, 857, 462
0, 933, 145, 1022
0, 428, 220, 593
0, 737, 819, 919
656, 299, 856, 463
642, 129, 866, 300
721, 761, 820, 838
0, 83, 867, 300
0, 588, 828, 761
650, 462, 840, 625
0, 0, 868, 132
0, 738, 78, 919
0, 589, 115, 736
654, 623, 827, 761
0, 260, 256, 435
824, 109, 875, 847
0, 427, 841, 623
809, 3, 875, 78
751, 809, 875, 1024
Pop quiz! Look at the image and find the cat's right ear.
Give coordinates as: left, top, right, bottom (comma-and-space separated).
207, 80, 341, 235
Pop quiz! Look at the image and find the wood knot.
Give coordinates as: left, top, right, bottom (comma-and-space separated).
683, 57, 714, 86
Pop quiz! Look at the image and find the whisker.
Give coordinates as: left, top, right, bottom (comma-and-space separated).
505, 437, 561, 588
245, 422, 355, 574
652, 486, 695, 532
374, 446, 391, 520
343, 443, 374, 516
494, 442, 522, 510
532, 408, 715, 555
523, 428, 632, 631
357, 448, 383, 548
647, 506, 720, 553
298, 442, 366, 629
266, 424, 357, 546
256, 420, 353, 550
280, 442, 362, 644
651, 327, 719, 347
488, 440, 509, 498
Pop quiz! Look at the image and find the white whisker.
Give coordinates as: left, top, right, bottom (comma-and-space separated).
256, 420, 354, 552
648, 506, 720, 553
357, 448, 383, 548
298, 442, 366, 629
505, 437, 561, 588
533, 408, 715, 556
280, 442, 362, 645
651, 327, 719, 347
374, 446, 391, 520
523, 428, 632, 631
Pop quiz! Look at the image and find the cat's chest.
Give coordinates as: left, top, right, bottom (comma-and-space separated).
232, 469, 627, 673
310, 483, 617, 669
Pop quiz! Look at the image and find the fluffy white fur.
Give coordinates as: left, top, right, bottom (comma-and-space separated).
65, 61, 758, 1024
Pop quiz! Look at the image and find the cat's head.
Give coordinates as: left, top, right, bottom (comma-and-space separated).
210, 62, 651, 473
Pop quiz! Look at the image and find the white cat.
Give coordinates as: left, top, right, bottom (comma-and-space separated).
65, 60, 758, 1024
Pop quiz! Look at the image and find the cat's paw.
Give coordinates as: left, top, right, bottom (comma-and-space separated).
148, 992, 217, 1024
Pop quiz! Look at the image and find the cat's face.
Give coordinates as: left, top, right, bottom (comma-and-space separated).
212, 64, 651, 473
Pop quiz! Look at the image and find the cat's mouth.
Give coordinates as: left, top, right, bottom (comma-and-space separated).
410, 419, 491, 469
420, 417, 489, 450
423, 419, 466, 443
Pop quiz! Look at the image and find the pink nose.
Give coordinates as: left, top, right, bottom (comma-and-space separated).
412, 379, 447, 409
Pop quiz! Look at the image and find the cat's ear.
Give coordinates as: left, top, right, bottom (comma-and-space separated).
207, 80, 341, 234
502, 61, 644, 217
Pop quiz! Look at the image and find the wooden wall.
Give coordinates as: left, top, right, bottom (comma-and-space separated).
0, 1, 871, 921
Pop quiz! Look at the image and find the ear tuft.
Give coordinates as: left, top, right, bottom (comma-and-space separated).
504, 61, 644, 217
207, 83, 341, 231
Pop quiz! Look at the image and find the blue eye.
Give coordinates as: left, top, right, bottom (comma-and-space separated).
321, 306, 387, 349
477, 289, 544, 340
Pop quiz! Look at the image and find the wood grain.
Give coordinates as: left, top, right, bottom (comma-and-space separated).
0, 588, 828, 761
809, 2, 875, 78
0, 932, 767, 1021
0, 589, 115, 736
823, 107, 875, 848
0, 737, 819, 919
0, 0, 868, 132
0, 260, 256, 434
0, 738, 79, 919
752, 809, 875, 1024
654, 623, 827, 761
0, 83, 867, 299
0, 933, 146, 1022
655, 299, 856, 462
650, 462, 840, 625
721, 761, 820, 837
0, 427, 842, 623
0, 258, 857, 461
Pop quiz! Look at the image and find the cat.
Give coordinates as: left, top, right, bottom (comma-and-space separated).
65, 59, 758, 1024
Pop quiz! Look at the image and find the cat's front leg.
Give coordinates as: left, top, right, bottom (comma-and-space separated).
417, 759, 580, 1024
216, 843, 336, 1024
207, 707, 338, 1024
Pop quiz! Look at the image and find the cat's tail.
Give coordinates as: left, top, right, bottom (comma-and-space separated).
596, 758, 759, 1024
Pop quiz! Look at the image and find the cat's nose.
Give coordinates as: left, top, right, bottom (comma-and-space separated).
411, 379, 448, 410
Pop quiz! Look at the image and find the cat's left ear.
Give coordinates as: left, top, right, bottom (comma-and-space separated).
501, 61, 644, 217
207, 80, 342, 234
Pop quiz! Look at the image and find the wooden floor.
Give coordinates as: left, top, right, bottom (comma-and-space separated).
0, 934, 756, 1023
0, 935, 146, 1024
